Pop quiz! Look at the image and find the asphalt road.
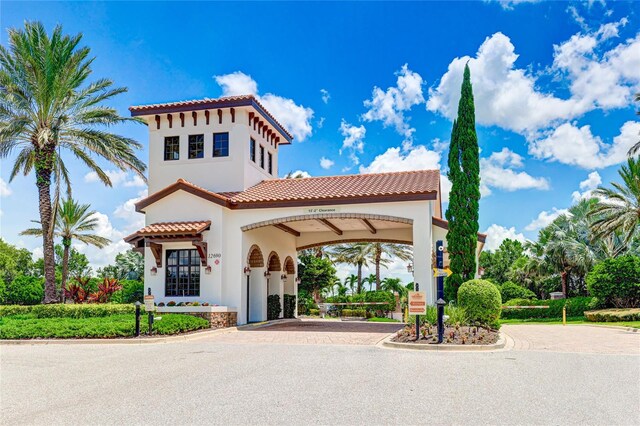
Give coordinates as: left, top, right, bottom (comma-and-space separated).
1, 330, 639, 425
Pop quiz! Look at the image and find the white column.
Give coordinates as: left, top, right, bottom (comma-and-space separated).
279, 276, 285, 318
412, 204, 434, 305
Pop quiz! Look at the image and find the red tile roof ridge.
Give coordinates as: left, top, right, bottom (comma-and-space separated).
264, 169, 440, 183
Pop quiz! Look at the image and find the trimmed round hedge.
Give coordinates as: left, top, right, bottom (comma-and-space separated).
457, 279, 501, 327
586, 256, 640, 308
499, 281, 536, 303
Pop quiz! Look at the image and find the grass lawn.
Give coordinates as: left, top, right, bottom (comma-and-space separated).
500, 317, 640, 329
0, 314, 209, 339
367, 317, 400, 323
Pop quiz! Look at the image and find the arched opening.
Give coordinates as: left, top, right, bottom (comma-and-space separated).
283, 256, 296, 311
246, 244, 265, 323
266, 252, 282, 318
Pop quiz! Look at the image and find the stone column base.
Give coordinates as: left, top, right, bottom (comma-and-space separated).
184, 312, 237, 329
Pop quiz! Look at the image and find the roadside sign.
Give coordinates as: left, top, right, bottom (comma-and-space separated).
433, 267, 453, 278
143, 295, 155, 312
408, 291, 427, 315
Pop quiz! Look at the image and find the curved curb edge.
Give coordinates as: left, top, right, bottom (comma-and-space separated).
380, 331, 508, 352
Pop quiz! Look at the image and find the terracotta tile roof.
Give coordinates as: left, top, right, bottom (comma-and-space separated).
228, 170, 440, 204
135, 170, 440, 212
129, 94, 293, 141
124, 221, 211, 242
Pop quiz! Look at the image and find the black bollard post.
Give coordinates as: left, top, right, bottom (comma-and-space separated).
148, 310, 154, 335
437, 298, 445, 343
134, 301, 141, 337
436, 240, 445, 344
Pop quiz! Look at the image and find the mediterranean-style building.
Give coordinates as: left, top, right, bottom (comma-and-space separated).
124, 95, 486, 326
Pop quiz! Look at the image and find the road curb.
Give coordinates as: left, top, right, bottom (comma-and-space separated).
573, 324, 639, 333
380, 332, 507, 351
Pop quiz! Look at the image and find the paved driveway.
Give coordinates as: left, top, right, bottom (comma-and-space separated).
214, 319, 404, 345
1, 323, 639, 425
502, 324, 639, 355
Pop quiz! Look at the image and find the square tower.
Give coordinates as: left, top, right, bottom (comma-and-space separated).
130, 95, 293, 194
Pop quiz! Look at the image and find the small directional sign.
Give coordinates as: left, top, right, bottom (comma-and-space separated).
433, 267, 453, 278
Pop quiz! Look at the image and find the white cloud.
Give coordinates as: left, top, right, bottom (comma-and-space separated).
572, 171, 602, 202
320, 89, 331, 104
427, 24, 639, 137
339, 120, 366, 165
428, 33, 584, 134
84, 170, 145, 188
362, 64, 424, 149
483, 224, 526, 251
319, 157, 334, 170
214, 71, 258, 96
358, 145, 451, 202
529, 121, 640, 169
524, 208, 570, 231
113, 190, 147, 234
0, 178, 12, 197
214, 71, 314, 142
480, 148, 550, 194
286, 170, 312, 178
317, 117, 325, 129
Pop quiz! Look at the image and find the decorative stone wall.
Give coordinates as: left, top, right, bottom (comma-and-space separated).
183, 312, 237, 329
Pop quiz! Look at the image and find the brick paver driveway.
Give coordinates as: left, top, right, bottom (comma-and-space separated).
502, 324, 640, 355
211, 319, 403, 345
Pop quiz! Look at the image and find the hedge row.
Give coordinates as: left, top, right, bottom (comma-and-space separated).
501, 297, 595, 319
0, 303, 135, 319
584, 308, 640, 322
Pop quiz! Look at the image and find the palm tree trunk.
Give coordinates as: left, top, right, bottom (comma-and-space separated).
375, 245, 381, 291
35, 146, 57, 304
61, 238, 71, 303
357, 263, 362, 294
561, 270, 568, 298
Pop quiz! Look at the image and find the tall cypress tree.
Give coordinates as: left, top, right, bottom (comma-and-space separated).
444, 64, 480, 301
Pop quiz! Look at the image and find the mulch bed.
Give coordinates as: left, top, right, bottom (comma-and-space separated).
392, 324, 499, 345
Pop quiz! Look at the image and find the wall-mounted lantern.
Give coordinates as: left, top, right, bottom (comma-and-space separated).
281, 274, 287, 280
264, 271, 271, 278
295, 277, 301, 285
150, 267, 158, 276
406, 263, 414, 274
243, 266, 251, 276
205, 265, 212, 274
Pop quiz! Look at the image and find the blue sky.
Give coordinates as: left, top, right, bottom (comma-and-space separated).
1, 0, 639, 276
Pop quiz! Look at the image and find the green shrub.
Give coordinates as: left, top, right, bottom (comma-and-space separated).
0, 278, 6, 304
111, 280, 144, 304
586, 256, 640, 308
5, 275, 44, 305
501, 297, 595, 319
283, 294, 296, 318
341, 309, 367, 317
500, 281, 537, 303
584, 308, 640, 322
267, 294, 281, 320
444, 274, 463, 302
0, 303, 134, 319
407, 305, 468, 326
0, 313, 208, 339
457, 279, 501, 327
308, 308, 319, 316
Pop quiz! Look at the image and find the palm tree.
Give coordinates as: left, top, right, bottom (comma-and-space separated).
328, 243, 372, 293
371, 243, 412, 290
381, 277, 406, 297
0, 22, 146, 302
589, 158, 640, 247
21, 198, 111, 301
344, 274, 358, 295
626, 92, 640, 156
363, 274, 376, 292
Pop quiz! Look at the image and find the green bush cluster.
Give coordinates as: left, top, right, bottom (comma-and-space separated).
283, 294, 296, 318
325, 290, 396, 316
586, 256, 640, 308
501, 297, 595, 319
341, 309, 372, 318
499, 281, 537, 303
0, 313, 208, 339
3, 276, 44, 305
457, 279, 502, 327
407, 305, 468, 326
584, 308, 640, 322
308, 308, 320, 316
267, 294, 281, 320
108, 280, 144, 304
0, 303, 134, 319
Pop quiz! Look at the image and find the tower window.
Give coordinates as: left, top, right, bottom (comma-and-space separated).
268, 152, 273, 175
188, 134, 204, 159
164, 136, 180, 161
250, 138, 256, 162
213, 132, 229, 157
259, 145, 265, 169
